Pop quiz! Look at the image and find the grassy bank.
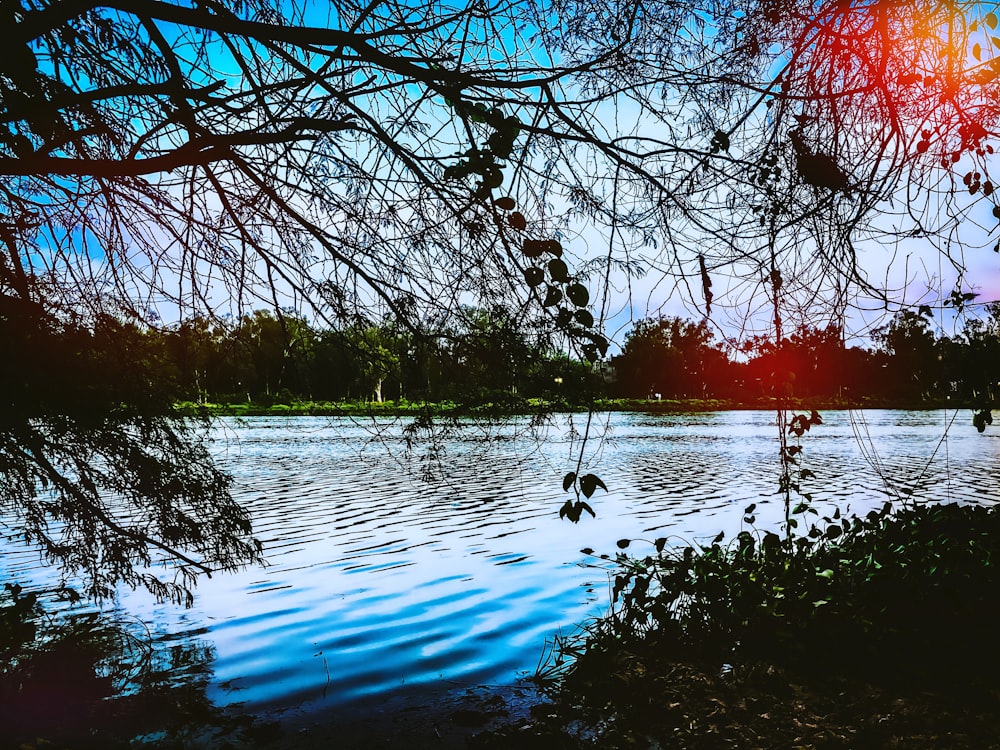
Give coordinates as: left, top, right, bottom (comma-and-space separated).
176, 395, 979, 417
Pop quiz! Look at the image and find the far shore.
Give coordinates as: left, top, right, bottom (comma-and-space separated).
175, 395, 984, 418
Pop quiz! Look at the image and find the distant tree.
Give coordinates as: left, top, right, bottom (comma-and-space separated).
614, 317, 728, 399
953, 303, 1000, 415
743, 324, 873, 399
872, 310, 943, 400
445, 307, 541, 404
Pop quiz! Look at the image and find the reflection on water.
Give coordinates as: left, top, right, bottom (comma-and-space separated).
2, 410, 997, 730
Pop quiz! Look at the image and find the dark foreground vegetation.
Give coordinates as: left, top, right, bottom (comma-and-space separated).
474, 501, 1000, 749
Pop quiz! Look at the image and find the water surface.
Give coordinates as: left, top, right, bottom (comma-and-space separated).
2, 410, 996, 730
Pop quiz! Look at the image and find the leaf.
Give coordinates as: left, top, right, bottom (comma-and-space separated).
712, 531, 725, 544
574, 309, 594, 328
523, 267, 544, 287
580, 547, 594, 555
508, 211, 527, 230
547, 258, 569, 282
579, 473, 608, 498
579, 502, 595, 518
974, 42, 983, 61
988, 11, 998, 29
522, 239, 546, 258
654, 537, 667, 553
543, 239, 563, 257
495, 196, 516, 211
542, 286, 562, 307
566, 283, 589, 307
993, 35, 1000, 50
616, 538, 631, 549
563, 471, 577, 491
744, 503, 757, 515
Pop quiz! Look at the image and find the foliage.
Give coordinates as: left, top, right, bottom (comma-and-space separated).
0, 298, 262, 604
571, 500, 1000, 689
612, 317, 729, 399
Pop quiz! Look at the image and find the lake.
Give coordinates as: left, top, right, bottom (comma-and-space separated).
2, 409, 997, 742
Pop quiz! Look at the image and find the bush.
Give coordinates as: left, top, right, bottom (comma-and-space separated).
571, 501, 1000, 690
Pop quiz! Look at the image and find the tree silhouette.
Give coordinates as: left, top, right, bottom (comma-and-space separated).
4, 0, 999, 600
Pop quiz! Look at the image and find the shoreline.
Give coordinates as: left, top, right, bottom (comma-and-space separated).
177, 396, 984, 418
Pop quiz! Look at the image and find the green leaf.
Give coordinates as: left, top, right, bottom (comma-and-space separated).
563, 471, 576, 491
542, 286, 562, 307
522, 239, 546, 258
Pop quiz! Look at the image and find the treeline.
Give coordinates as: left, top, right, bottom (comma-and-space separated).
39, 303, 997, 409
134, 307, 597, 406
612, 307, 1000, 406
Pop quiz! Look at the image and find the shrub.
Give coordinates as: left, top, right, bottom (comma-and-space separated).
572, 501, 1000, 690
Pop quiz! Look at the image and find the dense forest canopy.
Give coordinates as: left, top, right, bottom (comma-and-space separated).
2, 0, 999, 601
76, 305, 1000, 408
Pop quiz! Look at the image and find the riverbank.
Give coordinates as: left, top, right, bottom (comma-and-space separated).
473, 500, 1000, 749
176, 395, 979, 418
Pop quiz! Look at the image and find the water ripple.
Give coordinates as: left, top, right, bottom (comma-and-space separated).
2, 410, 996, 719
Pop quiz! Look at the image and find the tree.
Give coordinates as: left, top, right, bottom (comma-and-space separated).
872, 310, 943, 400
0, 297, 260, 604
4, 0, 999, 602
614, 317, 728, 399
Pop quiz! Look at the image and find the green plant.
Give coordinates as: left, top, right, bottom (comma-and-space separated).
565, 500, 1000, 691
